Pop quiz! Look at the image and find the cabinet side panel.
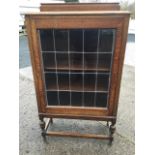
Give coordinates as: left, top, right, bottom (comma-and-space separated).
108, 15, 130, 116
25, 16, 46, 113
112, 15, 130, 116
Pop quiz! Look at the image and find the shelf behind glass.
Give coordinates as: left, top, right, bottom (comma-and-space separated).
47, 91, 108, 107
45, 72, 109, 92
42, 52, 112, 72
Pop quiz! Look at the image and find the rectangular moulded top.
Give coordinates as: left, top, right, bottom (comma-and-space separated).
24, 11, 130, 16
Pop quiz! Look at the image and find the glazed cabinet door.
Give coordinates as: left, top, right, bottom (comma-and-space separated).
39, 28, 115, 108
25, 13, 129, 118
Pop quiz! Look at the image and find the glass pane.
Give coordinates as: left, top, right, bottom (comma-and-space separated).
55, 29, 68, 52
59, 92, 70, 105
47, 91, 58, 106
58, 73, 69, 90
84, 92, 95, 107
71, 92, 82, 106
84, 29, 98, 52
99, 29, 114, 52
84, 53, 97, 70
96, 93, 108, 107
98, 54, 112, 70
70, 73, 83, 91
97, 74, 109, 91
70, 53, 83, 70
56, 53, 69, 69
70, 29, 83, 52
84, 73, 96, 91
39, 29, 54, 51
42, 53, 55, 71
45, 73, 57, 90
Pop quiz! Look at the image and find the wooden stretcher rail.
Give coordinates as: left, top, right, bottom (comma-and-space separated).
45, 131, 111, 140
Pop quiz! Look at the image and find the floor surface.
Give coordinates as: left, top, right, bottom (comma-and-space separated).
19, 65, 135, 155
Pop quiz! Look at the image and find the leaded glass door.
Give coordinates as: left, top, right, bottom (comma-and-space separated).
38, 28, 115, 108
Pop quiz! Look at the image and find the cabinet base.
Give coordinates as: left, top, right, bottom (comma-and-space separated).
39, 117, 116, 144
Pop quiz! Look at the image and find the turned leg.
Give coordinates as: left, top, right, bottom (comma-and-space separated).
39, 117, 46, 137
106, 121, 109, 127
50, 118, 53, 124
39, 117, 45, 130
109, 121, 116, 144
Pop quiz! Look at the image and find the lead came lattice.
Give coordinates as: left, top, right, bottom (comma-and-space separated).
39, 28, 115, 107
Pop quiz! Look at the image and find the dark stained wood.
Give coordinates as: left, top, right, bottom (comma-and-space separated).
45, 131, 111, 139
39, 113, 116, 121
25, 17, 45, 113
109, 120, 116, 143
108, 23, 123, 115
25, 10, 130, 142
44, 64, 110, 72
45, 106, 108, 116
112, 16, 130, 116
40, 3, 120, 11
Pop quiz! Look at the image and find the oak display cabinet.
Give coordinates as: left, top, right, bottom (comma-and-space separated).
25, 6, 130, 143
